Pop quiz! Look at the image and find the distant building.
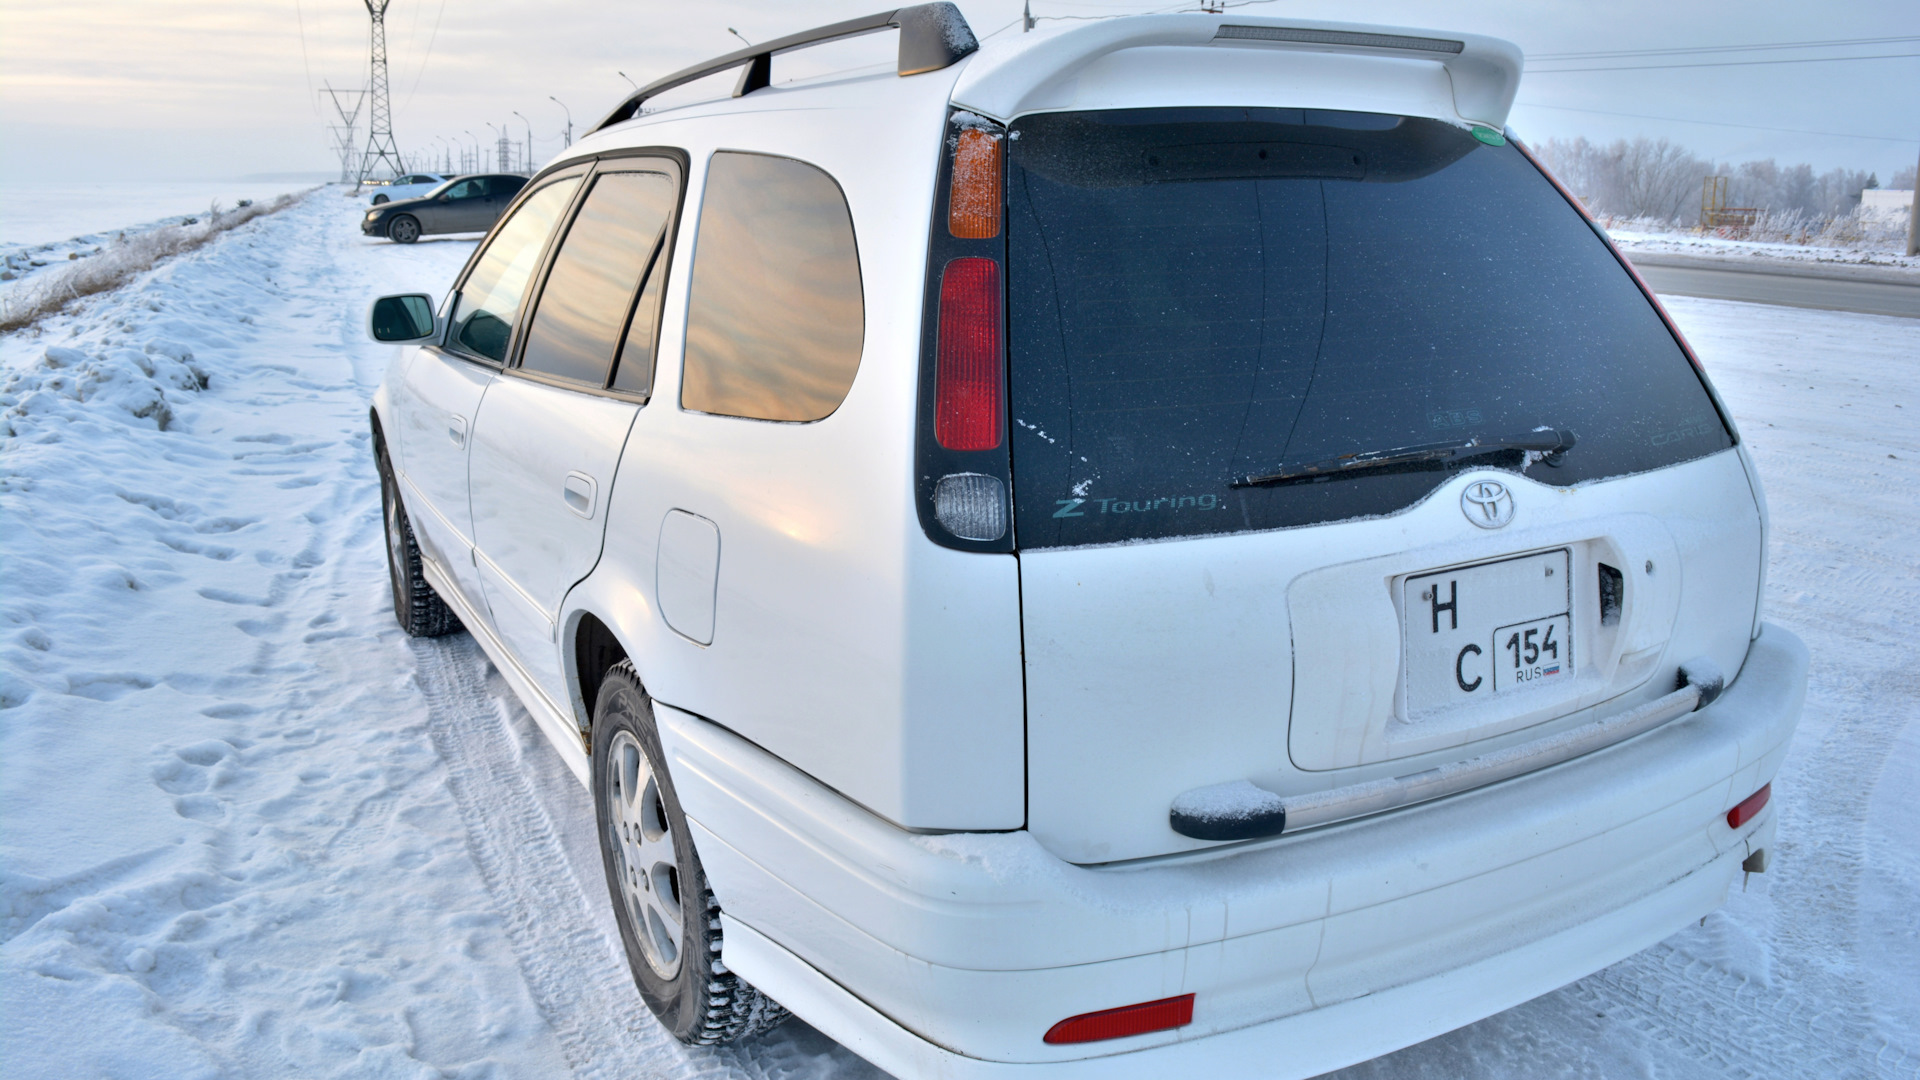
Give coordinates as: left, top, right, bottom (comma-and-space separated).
1861, 189, 1914, 222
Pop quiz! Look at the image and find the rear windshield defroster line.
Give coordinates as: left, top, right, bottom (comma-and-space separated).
1004, 107, 1732, 549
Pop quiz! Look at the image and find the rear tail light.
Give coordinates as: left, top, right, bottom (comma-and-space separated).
934, 257, 1002, 451
1044, 994, 1194, 1045
1727, 783, 1770, 829
933, 472, 1005, 541
948, 128, 1002, 239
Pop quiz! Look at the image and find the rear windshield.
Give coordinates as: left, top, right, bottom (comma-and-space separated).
1006, 108, 1732, 549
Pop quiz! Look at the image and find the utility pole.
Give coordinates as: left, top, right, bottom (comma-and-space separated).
512, 110, 533, 173
1908, 145, 1919, 257
356, 0, 406, 185
465, 130, 480, 175
550, 97, 573, 148
320, 81, 366, 183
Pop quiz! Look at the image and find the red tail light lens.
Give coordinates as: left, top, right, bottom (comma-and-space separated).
1044, 994, 1194, 1045
1727, 783, 1771, 829
935, 257, 1002, 451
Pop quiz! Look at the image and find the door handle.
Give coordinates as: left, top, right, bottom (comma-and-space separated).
448, 414, 467, 447
563, 472, 597, 519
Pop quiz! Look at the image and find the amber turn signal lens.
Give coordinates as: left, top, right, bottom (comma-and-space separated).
948, 128, 1002, 239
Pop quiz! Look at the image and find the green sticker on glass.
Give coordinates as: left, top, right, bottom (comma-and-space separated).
1471, 126, 1507, 146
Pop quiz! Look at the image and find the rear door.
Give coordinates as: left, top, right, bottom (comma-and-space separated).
1000, 108, 1753, 863
467, 158, 683, 705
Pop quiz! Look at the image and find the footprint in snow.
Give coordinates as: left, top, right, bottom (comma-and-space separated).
172, 795, 224, 822
63, 672, 158, 701
197, 587, 272, 607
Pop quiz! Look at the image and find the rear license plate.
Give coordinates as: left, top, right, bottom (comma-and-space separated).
1402, 549, 1573, 719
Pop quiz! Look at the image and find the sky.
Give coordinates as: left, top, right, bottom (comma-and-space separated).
1, 0, 1915, 187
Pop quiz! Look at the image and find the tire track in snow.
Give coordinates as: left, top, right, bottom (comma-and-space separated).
410, 635, 689, 1079
410, 635, 889, 1080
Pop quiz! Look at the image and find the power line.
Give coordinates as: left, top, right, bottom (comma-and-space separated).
1532, 34, 1920, 61
293, 0, 319, 117
401, 0, 448, 115
1516, 102, 1920, 144
1529, 52, 1920, 74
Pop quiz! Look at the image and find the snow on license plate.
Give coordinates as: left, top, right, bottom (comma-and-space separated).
1402, 549, 1573, 719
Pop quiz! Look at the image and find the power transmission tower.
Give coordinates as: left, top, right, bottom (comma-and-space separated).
321, 82, 367, 183
356, 0, 406, 185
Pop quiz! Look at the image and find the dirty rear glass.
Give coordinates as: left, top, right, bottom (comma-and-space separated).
1006, 108, 1732, 549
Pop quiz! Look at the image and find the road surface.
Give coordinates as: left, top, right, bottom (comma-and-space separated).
1630, 252, 1920, 319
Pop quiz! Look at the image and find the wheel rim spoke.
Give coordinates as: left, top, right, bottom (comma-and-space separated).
607, 730, 683, 979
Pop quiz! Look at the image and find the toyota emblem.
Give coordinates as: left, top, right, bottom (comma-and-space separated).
1461, 479, 1514, 528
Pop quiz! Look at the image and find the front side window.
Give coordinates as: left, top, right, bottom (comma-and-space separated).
681, 151, 864, 422
1005, 108, 1733, 548
445, 175, 582, 363
519, 166, 680, 390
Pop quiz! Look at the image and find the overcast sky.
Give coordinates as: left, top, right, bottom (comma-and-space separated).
2, 0, 1915, 186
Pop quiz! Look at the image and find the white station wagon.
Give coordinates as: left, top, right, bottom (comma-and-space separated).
366, 6, 1808, 1076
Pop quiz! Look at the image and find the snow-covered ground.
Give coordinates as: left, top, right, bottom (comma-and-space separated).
0, 181, 326, 300
1608, 224, 1920, 273
0, 181, 315, 248
1, 195, 1914, 1079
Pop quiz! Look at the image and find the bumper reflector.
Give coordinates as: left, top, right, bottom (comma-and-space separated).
1043, 994, 1194, 1045
1727, 783, 1770, 829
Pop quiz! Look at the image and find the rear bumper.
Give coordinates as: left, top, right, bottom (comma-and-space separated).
657, 623, 1806, 1075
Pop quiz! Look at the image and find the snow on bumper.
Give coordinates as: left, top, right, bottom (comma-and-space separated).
656, 623, 1807, 1074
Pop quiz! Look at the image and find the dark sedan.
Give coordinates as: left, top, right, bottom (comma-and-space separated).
361, 174, 530, 243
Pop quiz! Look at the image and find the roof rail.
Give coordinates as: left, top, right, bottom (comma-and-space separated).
592, 2, 978, 133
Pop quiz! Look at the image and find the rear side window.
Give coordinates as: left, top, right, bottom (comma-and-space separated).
1006, 108, 1733, 549
447, 175, 582, 363
519, 168, 679, 391
681, 152, 864, 422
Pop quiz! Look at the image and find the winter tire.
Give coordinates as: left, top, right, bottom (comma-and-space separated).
378, 448, 461, 637
591, 661, 788, 1045
386, 214, 421, 244
371, 193, 389, 205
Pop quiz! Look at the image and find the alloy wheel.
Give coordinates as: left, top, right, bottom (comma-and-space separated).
607, 730, 684, 979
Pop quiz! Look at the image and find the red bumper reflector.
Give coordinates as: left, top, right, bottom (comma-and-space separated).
1043, 994, 1194, 1045
934, 257, 1003, 451
1727, 783, 1770, 829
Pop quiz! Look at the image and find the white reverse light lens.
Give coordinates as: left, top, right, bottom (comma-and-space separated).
934, 472, 1005, 541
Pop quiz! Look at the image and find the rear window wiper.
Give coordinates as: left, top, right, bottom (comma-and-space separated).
1233, 429, 1577, 488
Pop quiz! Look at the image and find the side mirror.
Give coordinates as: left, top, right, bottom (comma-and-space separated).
367, 293, 437, 343
437, 193, 453, 202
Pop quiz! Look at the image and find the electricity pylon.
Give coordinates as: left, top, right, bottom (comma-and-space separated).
321, 82, 366, 183
355, 0, 406, 185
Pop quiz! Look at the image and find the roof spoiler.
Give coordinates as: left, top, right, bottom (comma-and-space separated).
951, 15, 1523, 129
592, 2, 978, 133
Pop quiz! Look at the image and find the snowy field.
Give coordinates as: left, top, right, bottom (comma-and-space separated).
0, 181, 315, 248
1608, 225, 1920, 274
1, 194, 1915, 1079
